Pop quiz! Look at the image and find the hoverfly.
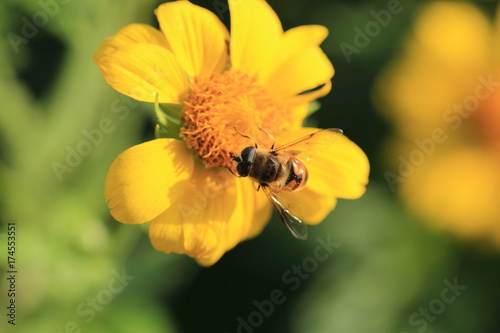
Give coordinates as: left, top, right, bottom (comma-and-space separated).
230, 128, 343, 240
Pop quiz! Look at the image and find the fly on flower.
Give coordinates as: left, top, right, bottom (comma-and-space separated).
94, 0, 369, 266
230, 128, 344, 240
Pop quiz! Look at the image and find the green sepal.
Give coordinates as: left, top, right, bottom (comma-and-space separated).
154, 121, 182, 139
159, 103, 183, 125
306, 100, 321, 117
154, 92, 182, 126
155, 124, 168, 139
154, 93, 182, 139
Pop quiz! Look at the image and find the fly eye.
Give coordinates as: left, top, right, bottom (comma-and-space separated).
240, 147, 256, 163
236, 163, 250, 177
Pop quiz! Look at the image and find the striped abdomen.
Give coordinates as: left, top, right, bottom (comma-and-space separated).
282, 157, 308, 191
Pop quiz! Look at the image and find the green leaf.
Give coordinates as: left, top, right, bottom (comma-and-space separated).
291, 184, 455, 333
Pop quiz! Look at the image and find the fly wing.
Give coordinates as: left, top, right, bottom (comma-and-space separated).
274, 128, 343, 163
261, 186, 307, 240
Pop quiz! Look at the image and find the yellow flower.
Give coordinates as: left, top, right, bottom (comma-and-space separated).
375, 1, 500, 246
94, 0, 369, 266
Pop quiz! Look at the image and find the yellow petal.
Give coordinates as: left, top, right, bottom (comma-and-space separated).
197, 177, 266, 266
286, 103, 309, 130
414, 2, 491, 74
276, 128, 369, 199
287, 80, 332, 107
280, 25, 328, 51
105, 139, 194, 224
375, 1, 492, 140
229, 0, 283, 77
260, 25, 328, 82
495, 3, 500, 57
93, 24, 167, 63
264, 46, 334, 101
149, 166, 255, 266
280, 188, 337, 225
187, 169, 248, 256
400, 148, 500, 240
155, 0, 229, 78
374, 47, 464, 139
148, 197, 187, 255
243, 178, 272, 239
97, 44, 188, 103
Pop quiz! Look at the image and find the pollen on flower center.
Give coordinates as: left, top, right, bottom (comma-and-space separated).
181, 70, 288, 168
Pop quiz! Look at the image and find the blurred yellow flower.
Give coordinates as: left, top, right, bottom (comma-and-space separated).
94, 0, 369, 265
375, 1, 500, 245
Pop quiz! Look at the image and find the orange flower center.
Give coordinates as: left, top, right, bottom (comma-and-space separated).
181, 70, 288, 168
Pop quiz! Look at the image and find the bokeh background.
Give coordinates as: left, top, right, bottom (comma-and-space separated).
2, 0, 500, 332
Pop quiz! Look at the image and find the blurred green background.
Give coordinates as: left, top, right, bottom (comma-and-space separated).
1, 0, 500, 332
